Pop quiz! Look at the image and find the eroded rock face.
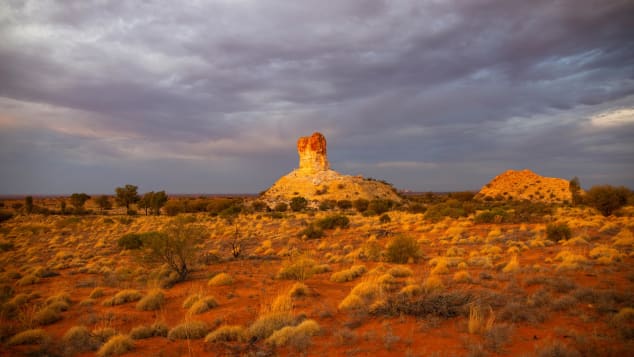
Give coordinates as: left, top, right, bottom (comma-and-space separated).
297, 132, 329, 173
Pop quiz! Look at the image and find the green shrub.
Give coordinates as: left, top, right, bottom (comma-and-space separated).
584, 185, 631, 216
337, 200, 352, 210
274, 202, 288, 212
298, 224, 324, 239
368, 199, 393, 214
97, 334, 134, 357
546, 223, 572, 241
353, 199, 369, 212
168, 321, 209, 340
385, 235, 421, 263
117, 233, 143, 250
316, 215, 350, 230
290, 197, 308, 212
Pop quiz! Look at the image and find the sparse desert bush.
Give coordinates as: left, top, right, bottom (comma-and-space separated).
298, 224, 324, 239
330, 265, 366, 282
422, 275, 445, 292
63, 325, 98, 353
611, 307, 634, 339
92, 327, 117, 344
248, 312, 295, 340
484, 323, 513, 353
277, 256, 317, 280
117, 233, 143, 250
205, 325, 247, 343
97, 334, 134, 357
34, 305, 62, 325
502, 255, 520, 273
266, 319, 321, 347
374, 290, 472, 318
385, 235, 421, 263
7, 328, 50, 346
104, 289, 142, 306
316, 214, 350, 230
89, 287, 105, 299
168, 320, 209, 340
129, 322, 168, 339
289, 282, 310, 298
387, 265, 413, 277
584, 185, 631, 216
136, 289, 165, 311
208, 273, 233, 286
188, 296, 218, 315
546, 222, 572, 241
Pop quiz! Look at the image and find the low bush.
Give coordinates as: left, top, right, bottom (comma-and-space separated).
34, 306, 62, 325
266, 319, 321, 347
208, 273, 233, 286
248, 312, 294, 340
7, 329, 50, 346
117, 233, 143, 250
188, 297, 218, 315
277, 257, 317, 280
546, 223, 572, 241
168, 320, 209, 340
385, 235, 421, 263
316, 214, 350, 230
372, 291, 472, 318
204, 325, 247, 343
63, 325, 98, 354
129, 323, 168, 339
97, 334, 134, 357
136, 290, 165, 311
330, 265, 367, 282
104, 289, 142, 306
298, 224, 324, 239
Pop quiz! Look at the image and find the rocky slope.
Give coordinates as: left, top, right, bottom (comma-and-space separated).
476, 169, 572, 203
261, 132, 402, 205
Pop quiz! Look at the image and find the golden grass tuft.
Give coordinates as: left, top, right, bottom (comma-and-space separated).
63, 325, 97, 353
7, 328, 50, 346
266, 319, 321, 347
502, 255, 519, 273
387, 265, 413, 277
104, 289, 142, 306
399, 283, 422, 297
289, 282, 310, 298
188, 296, 218, 315
129, 322, 168, 339
208, 273, 233, 286
167, 320, 209, 340
205, 325, 247, 343
330, 265, 367, 282
453, 271, 472, 283
96, 334, 134, 357
277, 256, 318, 280
136, 289, 165, 311
422, 275, 444, 292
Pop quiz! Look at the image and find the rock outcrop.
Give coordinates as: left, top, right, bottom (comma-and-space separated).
476, 169, 572, 203
297, 132, 329, 173
261, 132, 402, 205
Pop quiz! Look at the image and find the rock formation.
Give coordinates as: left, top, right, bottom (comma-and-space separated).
297, 132, 329, 173
261, 132, 402, 205
476, 169, 573, 203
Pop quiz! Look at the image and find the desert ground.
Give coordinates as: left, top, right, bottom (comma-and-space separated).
0, 196, 633, 356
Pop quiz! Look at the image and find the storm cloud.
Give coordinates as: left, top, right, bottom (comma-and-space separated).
1, 0, 633, 194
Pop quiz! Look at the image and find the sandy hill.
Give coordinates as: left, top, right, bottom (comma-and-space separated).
261, 132, 402, 205
476, 169, 572, 203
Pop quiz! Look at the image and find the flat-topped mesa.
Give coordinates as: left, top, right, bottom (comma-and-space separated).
297, 132, 329, 173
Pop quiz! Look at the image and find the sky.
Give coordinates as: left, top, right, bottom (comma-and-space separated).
1, 0, 633, 195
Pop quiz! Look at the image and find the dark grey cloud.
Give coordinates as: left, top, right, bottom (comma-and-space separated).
0, 0, 633, 194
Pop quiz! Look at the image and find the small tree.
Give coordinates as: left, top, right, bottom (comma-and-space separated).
584, 185, 631, 216
290, 196, 308, 212
141, 217, 208, 281
115, 184, 140, 214
385, 235, 421, 263
150, 191, 168, 215
70, 193, 91, 212
569, 177, 582, 206
24, 196, 33, 215
95, 195, 112, 213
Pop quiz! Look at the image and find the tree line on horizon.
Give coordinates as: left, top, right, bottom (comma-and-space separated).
0, 178, 633, 222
